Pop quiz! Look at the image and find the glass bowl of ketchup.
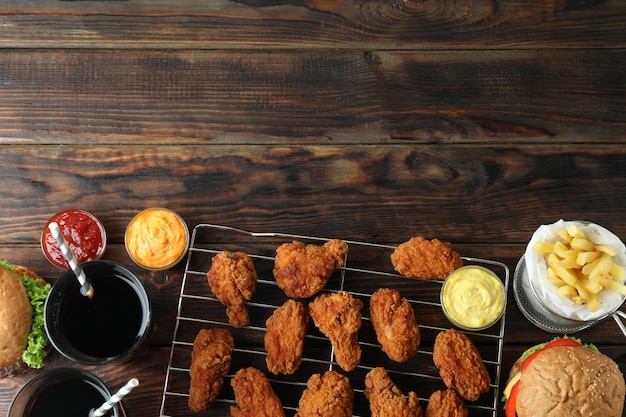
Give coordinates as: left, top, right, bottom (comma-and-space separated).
41, 209, 107, 269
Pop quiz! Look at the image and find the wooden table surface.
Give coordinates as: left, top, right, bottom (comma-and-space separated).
1, 1, 625, 416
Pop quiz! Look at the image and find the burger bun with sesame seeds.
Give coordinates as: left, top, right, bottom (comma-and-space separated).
503, 337, 625, 417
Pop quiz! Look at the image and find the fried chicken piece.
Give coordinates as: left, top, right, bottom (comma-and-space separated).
425, 389, 468, 417
364, 367, 423, 417
230, 367, 285, 417
391, 237, 463, 280
294, 370, 353, 417
207, 251, 258, 328
273, 239, 348, 298
370, 288, 420, 362
188, 328, 235, 413
432, 329, 490, 401
308, 291, 363, 371
264, 299, 309, 375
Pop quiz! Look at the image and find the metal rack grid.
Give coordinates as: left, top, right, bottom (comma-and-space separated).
160, 224, 509, 417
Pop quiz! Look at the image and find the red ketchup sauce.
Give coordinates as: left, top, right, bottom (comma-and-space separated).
41, 210, 106, 269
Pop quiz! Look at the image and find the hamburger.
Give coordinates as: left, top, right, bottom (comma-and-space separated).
0, 260, 50, 378
502, 336, 625, 417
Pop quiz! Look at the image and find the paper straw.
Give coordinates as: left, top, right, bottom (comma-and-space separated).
90, 378, 139, 417
48, 222, 94, 299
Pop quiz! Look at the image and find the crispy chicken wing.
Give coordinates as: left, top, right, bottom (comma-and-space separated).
264, 299, 309, 375
425, 389, 468, 417
370, 288, 420, 362
308, 291, 363, 371
432, 329, 490, 401
188, 328, 235, 413
294, 370, 353, 417
230, 367, 285, 417
364, 367, 423, 417
207, 251, 258, 328
273, 239, 348, 298
391, 237, 463, 280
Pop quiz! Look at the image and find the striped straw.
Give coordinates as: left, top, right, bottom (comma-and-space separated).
90, 378, 139, 417
47, 222, 94, 299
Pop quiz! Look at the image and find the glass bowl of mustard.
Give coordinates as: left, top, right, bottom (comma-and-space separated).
124, 208, 190, 271
440, 265, 506, 331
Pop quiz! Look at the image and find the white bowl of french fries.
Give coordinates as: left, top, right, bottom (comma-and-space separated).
525, 220, 626, 322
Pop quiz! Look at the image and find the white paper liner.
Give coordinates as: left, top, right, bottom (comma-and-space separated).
524, 219, 626, 321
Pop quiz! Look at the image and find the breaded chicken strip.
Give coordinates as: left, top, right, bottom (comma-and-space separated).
364, 367, 423, 417
309, 291, 363, 372
264, 299, 309, 375
273, 239, 348, 299
207, 251, 258, 328
433, 329, 490, 401
294, 370, 353, 417
391, 237, 463, 280
230, 367, 285, 417
425, 389, 468, 417
188, 328, 234, 413
370, 288, 420, 362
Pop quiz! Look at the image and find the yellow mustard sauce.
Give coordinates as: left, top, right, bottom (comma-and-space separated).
125, 208, 188, 269
441, 266, 504, 329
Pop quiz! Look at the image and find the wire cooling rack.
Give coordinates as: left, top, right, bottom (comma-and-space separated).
160, 224, 509, 417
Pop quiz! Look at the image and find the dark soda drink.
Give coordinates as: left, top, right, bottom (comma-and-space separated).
45, 260, 151, 365
60, 273, 143, 358
9, 368, 119, 417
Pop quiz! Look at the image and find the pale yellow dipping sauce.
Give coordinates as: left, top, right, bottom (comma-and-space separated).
441, 266, 504, 329
125, 208, 188, 269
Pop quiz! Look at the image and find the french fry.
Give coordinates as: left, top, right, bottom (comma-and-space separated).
570, 238, 595, 252
533, 225, 626, 312
566, 224, 586, 239
610, 263, 625, 281
533, 241, 555, 254
558, 285, 578, 298
553, 241, 569, 253
579, 276, 603, 294
595, 244, 618, 257
553, 247, 578, 260
554, 267, 577, 286
599, 278, 626, 296
587, 253, 613, 281
547, 273, 567, 288
555, 257, 580, 269
558, 228, 573, 243
573, 281, 590, 300
576, 251, 600, 266
587, 292, 601, 312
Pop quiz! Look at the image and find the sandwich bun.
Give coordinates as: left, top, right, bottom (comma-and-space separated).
518, 346, 624, 416
503, 337, 625, 417
0, 266, 32, 368
0, 262, 50, 379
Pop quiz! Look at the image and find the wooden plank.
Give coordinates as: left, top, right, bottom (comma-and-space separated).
0, 0, 624, 49
0, 49, 624, 144
2, 144, 626, 244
